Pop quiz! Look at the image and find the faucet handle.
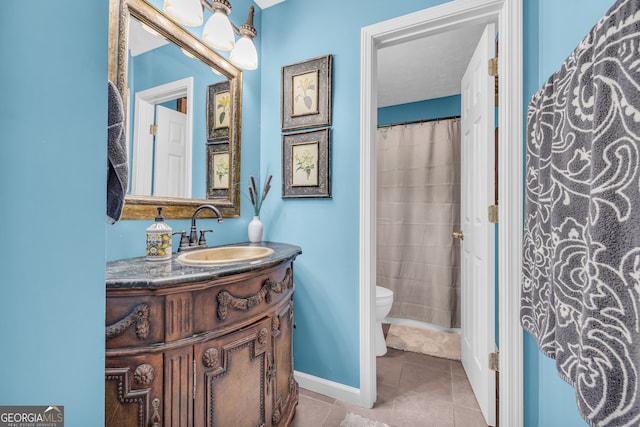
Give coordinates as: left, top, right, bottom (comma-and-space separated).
173, 231, 189, 250
198, 229, 213, 247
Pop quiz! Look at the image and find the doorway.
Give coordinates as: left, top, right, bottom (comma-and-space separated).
359, 0, 523, 425
130, 77, 194, 197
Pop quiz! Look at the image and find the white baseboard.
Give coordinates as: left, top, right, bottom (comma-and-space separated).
294, 370, 363, 407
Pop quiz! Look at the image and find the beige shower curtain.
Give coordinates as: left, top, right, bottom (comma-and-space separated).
376, 119, 461, 328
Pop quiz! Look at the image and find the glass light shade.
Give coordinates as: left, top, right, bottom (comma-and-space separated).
163, 0, 203, 27
230, 36, 258, 70
202, 12, 235, 51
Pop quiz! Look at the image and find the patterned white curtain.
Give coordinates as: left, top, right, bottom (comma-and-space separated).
521, 0, 640, 425
376, 119, 461, 328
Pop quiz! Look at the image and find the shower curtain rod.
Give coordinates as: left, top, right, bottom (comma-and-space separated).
377, 114, 461, 129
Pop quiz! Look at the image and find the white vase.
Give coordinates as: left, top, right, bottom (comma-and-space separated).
248, 216, 263, 243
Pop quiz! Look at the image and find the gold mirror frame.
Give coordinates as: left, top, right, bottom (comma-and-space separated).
108, 0, 242, 219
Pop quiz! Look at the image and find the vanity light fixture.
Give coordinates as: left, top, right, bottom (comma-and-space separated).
202, 0, 235, 51
163, 0, 259, 70
163, 0, 203, 27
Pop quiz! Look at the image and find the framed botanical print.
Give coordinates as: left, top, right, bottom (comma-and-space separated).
206, 143, 231, 199
291, 142, 319, 187
211, 152, 230, 189
282, 128, 331, 198
281, 55, 332, 131
207, 80, 231, 141
292, 70, 319, 117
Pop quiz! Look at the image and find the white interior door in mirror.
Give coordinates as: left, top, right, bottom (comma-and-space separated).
154, 105, 188, 198
130, 78, 194, 198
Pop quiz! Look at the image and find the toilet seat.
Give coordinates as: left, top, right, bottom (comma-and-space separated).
376, 286, 393, 302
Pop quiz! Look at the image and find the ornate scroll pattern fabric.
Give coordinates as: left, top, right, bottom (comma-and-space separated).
521, 0, 640, 425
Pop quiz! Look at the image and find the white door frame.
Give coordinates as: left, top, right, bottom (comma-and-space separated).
359, 0, 523, 425
131, 77, 194, 196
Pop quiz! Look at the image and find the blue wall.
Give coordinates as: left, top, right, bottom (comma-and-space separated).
261, 0, 615, 420
0, 0, 619, 425
260, 0, 452, 388
0, 1, 108, 424
377, 95, 461, 126
523, 0, 614, 426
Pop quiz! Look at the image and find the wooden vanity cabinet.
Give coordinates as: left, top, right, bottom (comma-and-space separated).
105, 352, 164, 427
106, 259, 298, 427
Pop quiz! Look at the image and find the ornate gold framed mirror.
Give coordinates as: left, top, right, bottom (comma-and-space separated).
108, 0, 242, 219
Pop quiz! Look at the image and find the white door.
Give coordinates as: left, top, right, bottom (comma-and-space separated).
460, 23, 496, 426
154, 105, 188, 198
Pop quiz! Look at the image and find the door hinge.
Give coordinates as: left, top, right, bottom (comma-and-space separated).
489, 351, 499, 372
488, 57, 498, 77
488, 205, 499, 223
150, 124, 158, 136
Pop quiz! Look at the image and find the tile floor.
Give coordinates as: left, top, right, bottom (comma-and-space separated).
291, 348, 488, 427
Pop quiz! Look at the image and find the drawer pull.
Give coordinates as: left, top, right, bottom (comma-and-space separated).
266, 353, 275, 395
151, 398, 161, 427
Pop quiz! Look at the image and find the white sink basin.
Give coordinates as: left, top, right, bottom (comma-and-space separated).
176, 246, 274, 266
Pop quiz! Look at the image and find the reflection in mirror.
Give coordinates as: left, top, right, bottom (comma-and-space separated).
127, 15, 227, 199
108, 0, 242, 219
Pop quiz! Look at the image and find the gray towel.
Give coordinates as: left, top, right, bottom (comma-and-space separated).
521, 0, 640, 425
107, 80, 128, 224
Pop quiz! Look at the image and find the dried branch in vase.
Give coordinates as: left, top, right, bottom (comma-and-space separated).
248, 174, 272, 216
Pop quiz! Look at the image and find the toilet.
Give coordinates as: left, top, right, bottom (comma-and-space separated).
375, 286, 394, 356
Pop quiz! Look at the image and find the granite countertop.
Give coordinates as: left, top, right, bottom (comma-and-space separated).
106, 241, 302, 289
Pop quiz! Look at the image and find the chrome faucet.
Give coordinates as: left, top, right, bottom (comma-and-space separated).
177, 204, 223, 252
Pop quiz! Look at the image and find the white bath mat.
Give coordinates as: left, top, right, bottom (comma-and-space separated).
340, 412, 390, 427
385, 324, 461, 360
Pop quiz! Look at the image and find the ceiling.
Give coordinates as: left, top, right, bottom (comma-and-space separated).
377, 24, 486, 108
128, 17, 169, 57
131, 2, 486, 109
254, 0, 285, 8
251, 0, 487, 108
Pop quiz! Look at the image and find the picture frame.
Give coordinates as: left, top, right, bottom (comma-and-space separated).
206, 81, 231, 141
282, 128, 331, 198
206, 143, 231, 199
281, 55, 332, 131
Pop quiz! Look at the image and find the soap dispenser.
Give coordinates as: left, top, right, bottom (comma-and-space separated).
146, 207, 172, 261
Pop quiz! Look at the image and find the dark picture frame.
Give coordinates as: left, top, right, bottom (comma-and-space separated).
281, 55, 332, 131
206, 143, 231, 199
206, 80, 231, 141
282, 128, 331, 198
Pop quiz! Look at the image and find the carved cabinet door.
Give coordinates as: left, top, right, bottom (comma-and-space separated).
105, 353, 163, 427
163, 346, 194, 426
271, 296, 298, 427
193, 316, 273, 427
